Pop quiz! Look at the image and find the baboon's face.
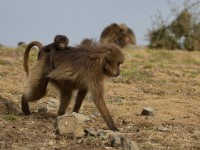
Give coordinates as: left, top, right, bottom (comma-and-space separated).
104, 44, 124, 77
58, 41, 67, 49
114, 33, 126, 48
54, 35, 69, 49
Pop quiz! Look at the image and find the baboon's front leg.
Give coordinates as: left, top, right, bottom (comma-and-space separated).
93, 97, 118, 131
92, 87, 118, 131
58, 90, 73, 116
73, 89, 87, 113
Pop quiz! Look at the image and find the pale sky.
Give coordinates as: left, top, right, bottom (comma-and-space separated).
0, 0, 189, 47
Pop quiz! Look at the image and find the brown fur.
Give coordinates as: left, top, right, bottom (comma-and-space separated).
38, 35, 69, 69
100, 23, 136, 48
21, 41, 125, 131
24, 41, 43, 76
78, 38, 99, 48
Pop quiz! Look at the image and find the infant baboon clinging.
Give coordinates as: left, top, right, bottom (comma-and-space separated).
38, 35, 69, 68
24, 35, 69, 76
22, 41, 125, 131
38, 35, 69, 57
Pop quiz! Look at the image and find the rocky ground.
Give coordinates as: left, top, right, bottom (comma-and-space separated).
0, 45, 200, 149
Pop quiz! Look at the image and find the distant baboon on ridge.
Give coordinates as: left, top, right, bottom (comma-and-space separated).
22, 40, 125, 131
18, 42, 26, 47
100, 23, 136, 48
78, 38, 99, 48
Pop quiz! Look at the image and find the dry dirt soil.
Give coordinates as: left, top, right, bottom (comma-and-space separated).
0, 45, 200, 150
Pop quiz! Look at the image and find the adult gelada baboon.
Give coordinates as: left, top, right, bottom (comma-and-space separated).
22, 40, 125, 131
100, 23, 136, 48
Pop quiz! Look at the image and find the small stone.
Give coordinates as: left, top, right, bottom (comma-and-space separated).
84, 128, 98, 137
110, 135, 121, 147
141, 107, 155, 116
122, 120, 127, 124
115, 97, 125, 103
90, 114, 96, 118
157, 126, 168, 132
93, 112, 101, 117
77, 139, 83, 144
72, 112, 90, 122
97, 129, 124, 139
157, 126, 172, 132
38, 107, 47, 113
129, 140, 140, 150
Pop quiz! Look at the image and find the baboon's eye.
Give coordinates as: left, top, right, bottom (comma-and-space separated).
117, 62, 121, 66
107, 61, 112, 65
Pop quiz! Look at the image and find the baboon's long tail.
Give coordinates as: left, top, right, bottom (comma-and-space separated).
23, 41, 43, 76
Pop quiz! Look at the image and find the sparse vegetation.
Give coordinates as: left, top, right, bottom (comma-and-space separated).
3, 115, 17, 121
0, 45, 200, 149
148, 0, 200, 51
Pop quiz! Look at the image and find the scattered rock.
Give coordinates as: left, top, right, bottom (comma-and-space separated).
90, 114, 97, 118
110, 133, 139, 150
72, 112, 90, 122
0, 96, 19, 115
110, 135, 121, 147
84, 128, 98, 137
128, 140, 140, 150
157, 126, 172, 132
77, 139, 83, 144
115, 97, 125, 103
56, 113, 89, 138
97, 129, 139, 149
141, 107, 155, 116
97, 129, 124, 139
38, 107, 48, 113
56, 113, 140, 149
93, 112, 101, 117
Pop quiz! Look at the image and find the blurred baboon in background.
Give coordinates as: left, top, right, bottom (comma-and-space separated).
18, 42, 26, 47
78, 38, 99, 48
100, 23, 136, 48
79, 38, 95, 47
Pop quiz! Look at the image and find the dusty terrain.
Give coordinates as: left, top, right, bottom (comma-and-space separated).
0, 45, 200, 150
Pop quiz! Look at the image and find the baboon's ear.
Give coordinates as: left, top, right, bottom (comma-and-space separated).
105, 50, 112, 61
107, 50, 111, 56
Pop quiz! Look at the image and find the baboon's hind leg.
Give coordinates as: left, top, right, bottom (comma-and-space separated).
21, 78, 49, 115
